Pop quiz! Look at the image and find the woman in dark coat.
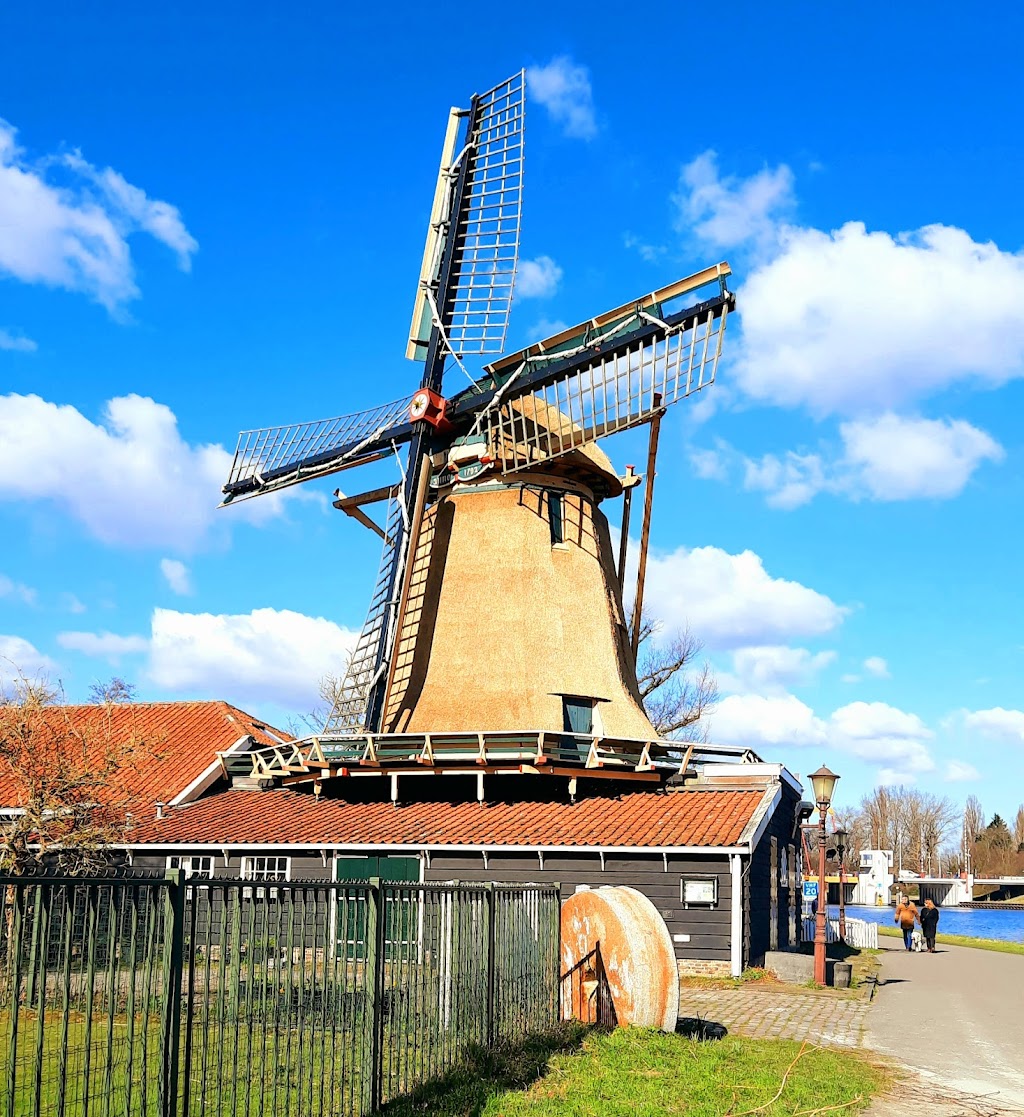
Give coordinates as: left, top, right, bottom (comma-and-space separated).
919, 897, 940, 952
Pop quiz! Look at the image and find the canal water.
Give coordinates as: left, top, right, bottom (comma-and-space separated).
844, 904, 1024, 944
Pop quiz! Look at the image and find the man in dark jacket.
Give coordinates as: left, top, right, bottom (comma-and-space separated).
919, 897, 940, 952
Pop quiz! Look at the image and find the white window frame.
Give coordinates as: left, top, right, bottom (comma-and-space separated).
166, 855, 215, 882
241, 855, 291, 881
241, 855, 290, 899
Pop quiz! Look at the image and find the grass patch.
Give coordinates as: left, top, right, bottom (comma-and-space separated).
877, 925, 1024, 954
380, 1026, 889, 1117
680, 967, 779, 990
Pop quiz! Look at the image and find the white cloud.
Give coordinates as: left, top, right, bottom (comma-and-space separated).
725, 645, 837, 695
644, 545, 847, 650
675, 151, 794, 255
841, 414, 1003, 500
712, 693, 827, 749
62, 153, 197, 269
675, 153, 1024, 417
147, 607, 358, 710
0, 329, 36, 352
526, 58, 597, 140
711, 693, 935, 784
0, 574, 36, 605
863, 656, 890, 679
962, 706, 1024, 745
528, 318, 569, 341
708, 413, 1003, 508
61, 593, 87, 614
515, 256, 563, 299
0, 118, 197, 310
160, 558, 193, 595
944, 759, 980, 782
830, 700, 935, 782
0, 392, 291, 550
743, 449, 828, 510
57, 630, 148, 663
0, 634, 56, 678
624, 233, 666, 263
689, 447, 729, 482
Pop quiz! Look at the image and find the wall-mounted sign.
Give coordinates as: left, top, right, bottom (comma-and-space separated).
802, 880, 819, 901
681, 877, 718, 906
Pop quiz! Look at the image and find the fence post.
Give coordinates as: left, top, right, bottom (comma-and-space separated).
485, 883, 496, 1047
551, 883, 561, 1026
369, 878, 386, 1114
4, 883, 25, 1117
160, 870, 187, 1117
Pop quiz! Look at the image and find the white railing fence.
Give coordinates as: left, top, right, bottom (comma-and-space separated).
801, 916, 878, 950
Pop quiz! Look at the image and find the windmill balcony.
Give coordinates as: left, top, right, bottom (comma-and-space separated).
219, 730, 718, 792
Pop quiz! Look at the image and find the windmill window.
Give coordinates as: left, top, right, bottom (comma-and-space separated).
548, 491, 564, 545
562, 697, 594, 735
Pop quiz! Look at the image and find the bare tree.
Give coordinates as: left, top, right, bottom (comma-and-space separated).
633, 616, 718, 741
87, 677, 137, 704
963, 794, 985, 844
853, 786, 959, 876
1014, 804, 1024, 853
0, 670, 146, 875
292, 670, 348, 737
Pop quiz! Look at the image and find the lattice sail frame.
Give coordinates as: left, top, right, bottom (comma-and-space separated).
222, 396, 411, 501
480, 298, 730, 473
444, 71, 525, 356
325, 487, 409, 732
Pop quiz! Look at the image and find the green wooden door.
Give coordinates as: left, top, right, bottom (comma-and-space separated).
335, 856, 420, 957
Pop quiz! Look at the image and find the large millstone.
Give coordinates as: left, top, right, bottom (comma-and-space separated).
560, 886, 679, 1031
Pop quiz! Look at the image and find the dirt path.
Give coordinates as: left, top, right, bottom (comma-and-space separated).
864, 939, 1024, 1107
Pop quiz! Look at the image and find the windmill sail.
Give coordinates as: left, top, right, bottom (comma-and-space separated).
407, 71, 525, 361
324, 490, 409, 732
465, 264, 733, 472
221, 396, 414, 503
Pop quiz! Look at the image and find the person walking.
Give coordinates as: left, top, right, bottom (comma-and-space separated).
895, 894, 918, 951
919, 897, 940, 953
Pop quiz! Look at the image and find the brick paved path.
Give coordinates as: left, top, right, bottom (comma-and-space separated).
677, 985, 870, 1048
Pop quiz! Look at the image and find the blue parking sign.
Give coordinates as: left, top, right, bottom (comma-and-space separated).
802, 881, 818, 901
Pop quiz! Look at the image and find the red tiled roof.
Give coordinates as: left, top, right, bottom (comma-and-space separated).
128, 786, 766, 849
0, 701, 290, 817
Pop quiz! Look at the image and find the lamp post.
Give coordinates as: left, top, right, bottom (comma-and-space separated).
834, 826, 848, 944
809, 765, 839, 986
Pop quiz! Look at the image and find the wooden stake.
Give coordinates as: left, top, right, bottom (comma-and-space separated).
380, 452, 433, 727
630, 396, 664, 656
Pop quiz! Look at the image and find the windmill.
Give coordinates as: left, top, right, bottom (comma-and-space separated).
222, 72, 735, 789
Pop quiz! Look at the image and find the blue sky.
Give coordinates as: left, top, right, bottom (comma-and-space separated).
2, 1, 1023, 819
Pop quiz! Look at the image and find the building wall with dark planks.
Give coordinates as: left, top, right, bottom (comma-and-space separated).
745, 786, 803, 967
130, 851, 333, 881
425, 850, 733, 966
131, 846, 736, 966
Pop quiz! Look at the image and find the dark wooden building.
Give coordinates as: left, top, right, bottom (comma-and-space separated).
127, 761, 805, 976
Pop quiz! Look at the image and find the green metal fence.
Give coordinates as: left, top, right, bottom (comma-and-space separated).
0, 874, 561, 1117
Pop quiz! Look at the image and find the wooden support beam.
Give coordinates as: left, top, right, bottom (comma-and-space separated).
332, 483, 400, 541
521, 764, 661, 782
631, 395, 664, 657
379, 453, 433, 724
617, 465, 641, 593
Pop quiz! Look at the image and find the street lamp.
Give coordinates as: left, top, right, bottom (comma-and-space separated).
809, 764, 839, 986
833, 826, 848, 944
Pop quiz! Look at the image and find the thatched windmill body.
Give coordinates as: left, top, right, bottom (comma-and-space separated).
222, 74, 735, 788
